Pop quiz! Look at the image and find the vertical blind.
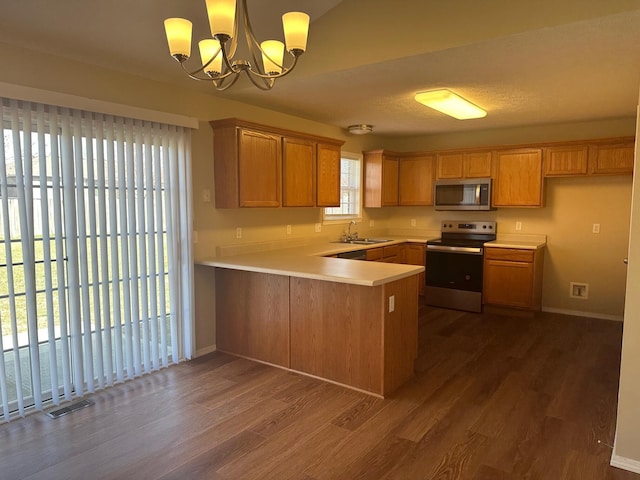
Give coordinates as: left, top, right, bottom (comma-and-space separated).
0, 97, 193, 421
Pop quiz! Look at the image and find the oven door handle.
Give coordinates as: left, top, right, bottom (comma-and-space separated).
426, 245, 483, 255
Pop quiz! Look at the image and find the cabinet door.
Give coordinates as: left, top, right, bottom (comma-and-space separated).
283, 137, 316, 207
398, 155, 436, 205
404, 243, 426, 295
483, 259, 534, 308
463, 152, 492, 178
316, 143, 341, 207
366, 247, 383, 261
238, 129, 282, 207
382, 155, 399, 206
493, 148, 543, 207
589, 141, 634, 175
544, 145, 589, 176
436, 153, 464, 179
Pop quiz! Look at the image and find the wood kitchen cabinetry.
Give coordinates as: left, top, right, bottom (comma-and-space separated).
436, 151, 492, 179
283, 137, 316, 207
215, 266, 420, 396
316, 143, 342, 207
404, 243, 426, 296
588, 139, 635, 175
215, 269, 290, 366
492, 148, 544, 207
364, 150, 399, 207
544, 138, 634, 177
543, 144, 589, 176
366, 244, 402, 263
398, 154, 436, 205
210, 118, 344, 208
483, 247, 544, 311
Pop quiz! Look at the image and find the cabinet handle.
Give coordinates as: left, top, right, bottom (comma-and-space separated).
624, 258, 628, 265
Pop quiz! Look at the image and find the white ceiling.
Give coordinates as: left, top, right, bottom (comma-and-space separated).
0, 0, 639, 137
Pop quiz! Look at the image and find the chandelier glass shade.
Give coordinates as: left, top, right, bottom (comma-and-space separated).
164, 0, 309, 91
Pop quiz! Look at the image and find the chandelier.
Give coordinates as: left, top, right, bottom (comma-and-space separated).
163, 0, 310, 91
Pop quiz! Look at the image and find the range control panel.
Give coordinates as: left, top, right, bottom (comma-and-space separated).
441, 221, 496, 234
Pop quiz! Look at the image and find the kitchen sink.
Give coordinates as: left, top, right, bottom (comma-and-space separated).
332, 238, 393, 245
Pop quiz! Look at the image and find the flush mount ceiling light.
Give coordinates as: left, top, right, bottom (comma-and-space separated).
347, 124, 373, 135
415, 89, 487, 120
164, 0, 309, 91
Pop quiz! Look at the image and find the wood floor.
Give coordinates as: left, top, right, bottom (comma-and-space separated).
1, 302, 639, 480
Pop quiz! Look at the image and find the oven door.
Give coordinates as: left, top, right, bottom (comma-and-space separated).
426, 245, 484, 292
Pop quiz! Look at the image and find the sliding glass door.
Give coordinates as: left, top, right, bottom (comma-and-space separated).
0, 98, 193, 421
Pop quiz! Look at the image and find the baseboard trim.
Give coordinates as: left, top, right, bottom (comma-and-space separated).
611, 453, 640, 474
195, 345, 217, 358
541, 307, 623, 322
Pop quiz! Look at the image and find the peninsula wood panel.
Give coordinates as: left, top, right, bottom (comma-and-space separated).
282, 137, 316, 207
215, 269, 290, 367
382, 274, 419, 394
290, 278, 383, 394
290, 276, 418, 396
398, 154, 436, 205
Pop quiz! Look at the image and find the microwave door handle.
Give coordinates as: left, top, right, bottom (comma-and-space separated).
475, 184, 481, 205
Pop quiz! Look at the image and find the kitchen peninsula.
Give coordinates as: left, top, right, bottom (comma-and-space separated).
198, 241, 425, 397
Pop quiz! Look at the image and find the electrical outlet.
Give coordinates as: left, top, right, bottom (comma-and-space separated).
314, 223, 321, 233
389, 295, 395, 313
515, 221, 522, 231
202, 188, 211, 203
369, 220, 375, 227
235, 227, 242, 239
286, 224, 292, 235
593, 223, 600, 234
411, 219, 417, 227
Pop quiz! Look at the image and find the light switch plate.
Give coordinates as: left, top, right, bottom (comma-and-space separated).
389, 295, 395, 313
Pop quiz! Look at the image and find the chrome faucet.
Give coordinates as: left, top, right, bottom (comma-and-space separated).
346, 220, 358, 241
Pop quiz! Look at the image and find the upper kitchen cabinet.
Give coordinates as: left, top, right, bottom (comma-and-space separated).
316, 143, 341, 207
398, 154, 436, 206
210, 119, 344, 208
364, 150, 399, 207
492, 148, 544, 207
436, 151, 492, 179
283, 137, 316, 207
588, 138, 635, 175
544, 137, 634, 177
544, 144, 589, 176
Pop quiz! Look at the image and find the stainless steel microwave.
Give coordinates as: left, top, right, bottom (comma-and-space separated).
434, 178, 493, 211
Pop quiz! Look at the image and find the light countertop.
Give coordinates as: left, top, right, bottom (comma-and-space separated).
486, 233, 547, 250
197, 239, 425, 287
196, 233, 546, 285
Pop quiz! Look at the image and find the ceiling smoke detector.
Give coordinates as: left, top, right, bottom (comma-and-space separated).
347, 124, 373, 135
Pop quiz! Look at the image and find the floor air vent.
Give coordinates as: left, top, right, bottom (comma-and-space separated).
46, 399, 95, 419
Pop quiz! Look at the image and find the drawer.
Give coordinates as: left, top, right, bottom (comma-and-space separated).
485, 247, 534, 262
383, 245, 400, 258
366, 248, 383, 261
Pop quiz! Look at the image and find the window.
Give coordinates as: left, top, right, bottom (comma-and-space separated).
323, 153, 362, 222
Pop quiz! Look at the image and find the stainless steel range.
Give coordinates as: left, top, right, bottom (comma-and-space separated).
425, 220, 496, 313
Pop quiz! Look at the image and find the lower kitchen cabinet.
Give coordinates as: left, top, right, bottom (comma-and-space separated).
483, 247, 544, 311
404, 243, 426, 296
